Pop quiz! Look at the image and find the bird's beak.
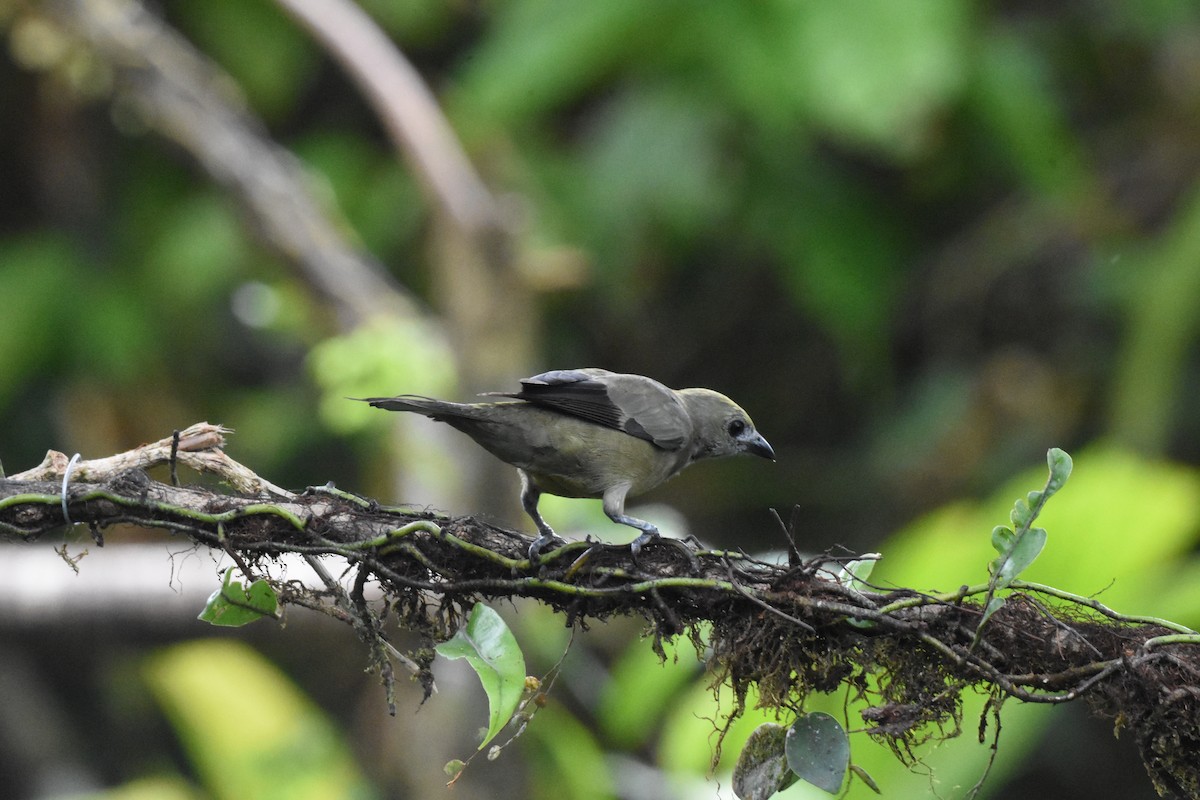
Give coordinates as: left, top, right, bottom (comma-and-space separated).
743, 432, 776, 461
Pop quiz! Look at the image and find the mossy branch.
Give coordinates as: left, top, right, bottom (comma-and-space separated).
2, 424, 1198, 796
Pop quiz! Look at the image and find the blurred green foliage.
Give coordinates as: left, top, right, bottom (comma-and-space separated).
5, 0, 1200, 798
143, 640, 375, 800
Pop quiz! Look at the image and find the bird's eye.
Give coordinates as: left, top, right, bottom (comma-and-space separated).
727, 419, 746, 437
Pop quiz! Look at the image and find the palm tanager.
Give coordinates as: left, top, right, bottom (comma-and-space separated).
357, 368, 775, 560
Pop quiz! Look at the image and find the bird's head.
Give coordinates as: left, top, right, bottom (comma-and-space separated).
677, 388, 775, 462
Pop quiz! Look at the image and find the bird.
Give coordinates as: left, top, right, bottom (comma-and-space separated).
355, 368, 775, 561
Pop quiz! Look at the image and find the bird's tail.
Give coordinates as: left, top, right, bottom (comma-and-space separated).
352, 395, 472, 420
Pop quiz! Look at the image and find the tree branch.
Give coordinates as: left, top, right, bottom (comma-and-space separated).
273, 0, 504, 242
40, 0, 427, 330
2, 424, 1198, 795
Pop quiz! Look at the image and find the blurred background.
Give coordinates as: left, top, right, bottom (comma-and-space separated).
3, 0, 1200, 798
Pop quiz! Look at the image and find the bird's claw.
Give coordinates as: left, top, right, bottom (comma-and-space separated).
629, 531, 658, 562
528, 532, 566, 564
628, 531, 700, 571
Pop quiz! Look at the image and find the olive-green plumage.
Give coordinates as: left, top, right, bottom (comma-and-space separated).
357, 369, 774, 558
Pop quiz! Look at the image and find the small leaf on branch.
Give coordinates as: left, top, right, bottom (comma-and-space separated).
733, 723, 797, 800
1046, 447, 1073, 494
978, 595, 1007, 630
197, 568, 279, 627
989, 527, 1048, 584
845, 553, 880, 585
1009, 497, 1032, 528
985, 448, 1073, 590
990, 525, 1014, 553
849, 763, 882, 794
831, 553, 881, 589
785, 712, 850, 795
435, 603, 527, 750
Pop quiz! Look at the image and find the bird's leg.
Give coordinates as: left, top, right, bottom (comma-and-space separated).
602, 485, 699, 570
602, 485, 660, 560
521, 471, 563, 562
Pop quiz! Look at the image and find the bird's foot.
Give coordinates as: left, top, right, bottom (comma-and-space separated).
629, 531, 700, 571
629, 530, 659, 561
528, 532, 566, 564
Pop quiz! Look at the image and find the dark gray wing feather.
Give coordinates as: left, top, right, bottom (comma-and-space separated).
500, 369, 692, 450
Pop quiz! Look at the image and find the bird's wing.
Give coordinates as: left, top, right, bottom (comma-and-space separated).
502, 369, 692, 450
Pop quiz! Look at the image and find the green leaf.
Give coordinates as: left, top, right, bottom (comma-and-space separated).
990, 525, 1014, 552
198, 568, 278, 627
977, 595, 1007, 631
1004, 528, 1047, 582
849, 763, 882, 794
1046, 447, 1073, 494
986, 450, 1071, 586
1009, 497, 1032, 528
733, 723, 797, 800
834, 554, 883, 628
785, 712, 850, 795
845, 553, 880, 585
989, 527, 1048, 585
830, 553, 881, 589
435, 603, 527, 749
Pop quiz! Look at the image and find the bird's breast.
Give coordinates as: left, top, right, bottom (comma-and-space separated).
523, 425, 689, 500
